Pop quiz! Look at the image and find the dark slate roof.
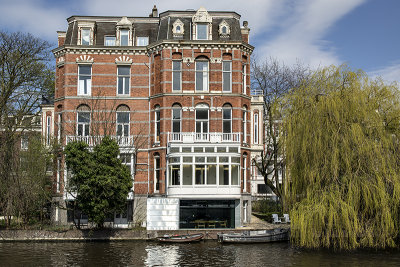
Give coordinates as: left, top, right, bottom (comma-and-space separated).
62, 12, 245, 47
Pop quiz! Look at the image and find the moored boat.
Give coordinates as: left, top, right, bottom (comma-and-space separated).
157, 233, 204, 243
217, 228, 290, 243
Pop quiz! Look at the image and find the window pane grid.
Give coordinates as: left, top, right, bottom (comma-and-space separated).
117, 66, 130, 95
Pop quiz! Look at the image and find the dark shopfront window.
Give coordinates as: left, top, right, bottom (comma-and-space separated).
179, 200, 235, 229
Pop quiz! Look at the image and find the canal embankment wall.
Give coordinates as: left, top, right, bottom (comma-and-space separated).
0, 228, 281, 242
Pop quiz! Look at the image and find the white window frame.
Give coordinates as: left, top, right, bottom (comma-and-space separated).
242, 64, 247, 94
78, 65, 92, 96
155, 106, 160, 143
223, 61, 232, 92
57, 113, 62, 141
77, 111, 90, 137
172, 106, 181, 134
254, 113, 259, 144
46, 115, 51, 145
104, 36, 116, 46
136, 36, 149, 46
243, 156, 247, 192
117, 65, 130, 95
195, 107, 209, 139
154, 155, 160, 192
81, 28, 91, 45
242, 110, 247, 144
120, 153, 134, 178
116, 110, 130, 137
195, 60, 209, 92
172, 60, 182, 91
56, 157, 61, 193
120, 29, 129, 46
222, 106, 232, 141
21, 135, 28, 150
196, 23, 208, 40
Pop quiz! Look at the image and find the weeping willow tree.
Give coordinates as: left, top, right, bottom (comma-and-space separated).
283, 65, 400, 249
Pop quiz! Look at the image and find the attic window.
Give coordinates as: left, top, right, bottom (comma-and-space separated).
105, 36, 116, 46
219, 20, 230, 37
197, 24, 208, 40
172, 19, 184, 38
81, 29, 91, 45
120, 29, 129, 46
77, 21, 95, 46
137, 37, 149, 46
116, 16, 132, 46
192, 7, 212, 40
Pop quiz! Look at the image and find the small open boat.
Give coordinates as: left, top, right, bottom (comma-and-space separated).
217, 228, 289, 243
157, 233, 204, 243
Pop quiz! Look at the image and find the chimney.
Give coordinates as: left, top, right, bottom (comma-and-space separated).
57, 31, 66, 46
241, 21, 250, 43
151, 5, 158, 17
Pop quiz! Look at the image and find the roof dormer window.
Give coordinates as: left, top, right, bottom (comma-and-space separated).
116, 16, 132, 46
120, 29, 129, 46
77, 21, 95, 45
172, 19, 184, 38
219, 20, 230, 38
197, 24, 208, 40
192, 7, 212, 40
81, 29, 90, 45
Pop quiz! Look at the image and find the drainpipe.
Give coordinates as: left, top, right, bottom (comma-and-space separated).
147, 53, 151, 197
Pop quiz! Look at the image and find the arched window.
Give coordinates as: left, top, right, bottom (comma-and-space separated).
195, 103, 209, 141
195, 57, 209, 92
116, 105, 130, 137
222, 104, 232, 140
76, 104, 90, 136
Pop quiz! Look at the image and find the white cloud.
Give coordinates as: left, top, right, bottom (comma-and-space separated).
0, 0, 69, 41
0, 0, 367, 70
255, 0, 366, 68
369, 63, 400, 83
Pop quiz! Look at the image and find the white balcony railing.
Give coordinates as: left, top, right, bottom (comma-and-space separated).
66, 135, 135, 147
168, 132, 240, 143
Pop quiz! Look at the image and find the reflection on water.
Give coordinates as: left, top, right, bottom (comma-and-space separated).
1, 241, 400, 266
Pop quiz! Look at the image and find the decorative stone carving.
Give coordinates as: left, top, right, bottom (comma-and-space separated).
192, 7, 212, 23
76, 55, 94, 63
115, 55, 133, 64
210, 57, 222, 63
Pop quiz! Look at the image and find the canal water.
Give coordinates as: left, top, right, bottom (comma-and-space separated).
1, 241, 400, 266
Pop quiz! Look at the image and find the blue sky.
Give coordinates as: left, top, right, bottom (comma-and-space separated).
0, 0, 399, 82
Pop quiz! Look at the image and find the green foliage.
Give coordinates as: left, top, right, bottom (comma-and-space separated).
252, 212, 279, 223
252, 199, 282, 213
283, 65, 400, 249
65, 136, 132, 227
